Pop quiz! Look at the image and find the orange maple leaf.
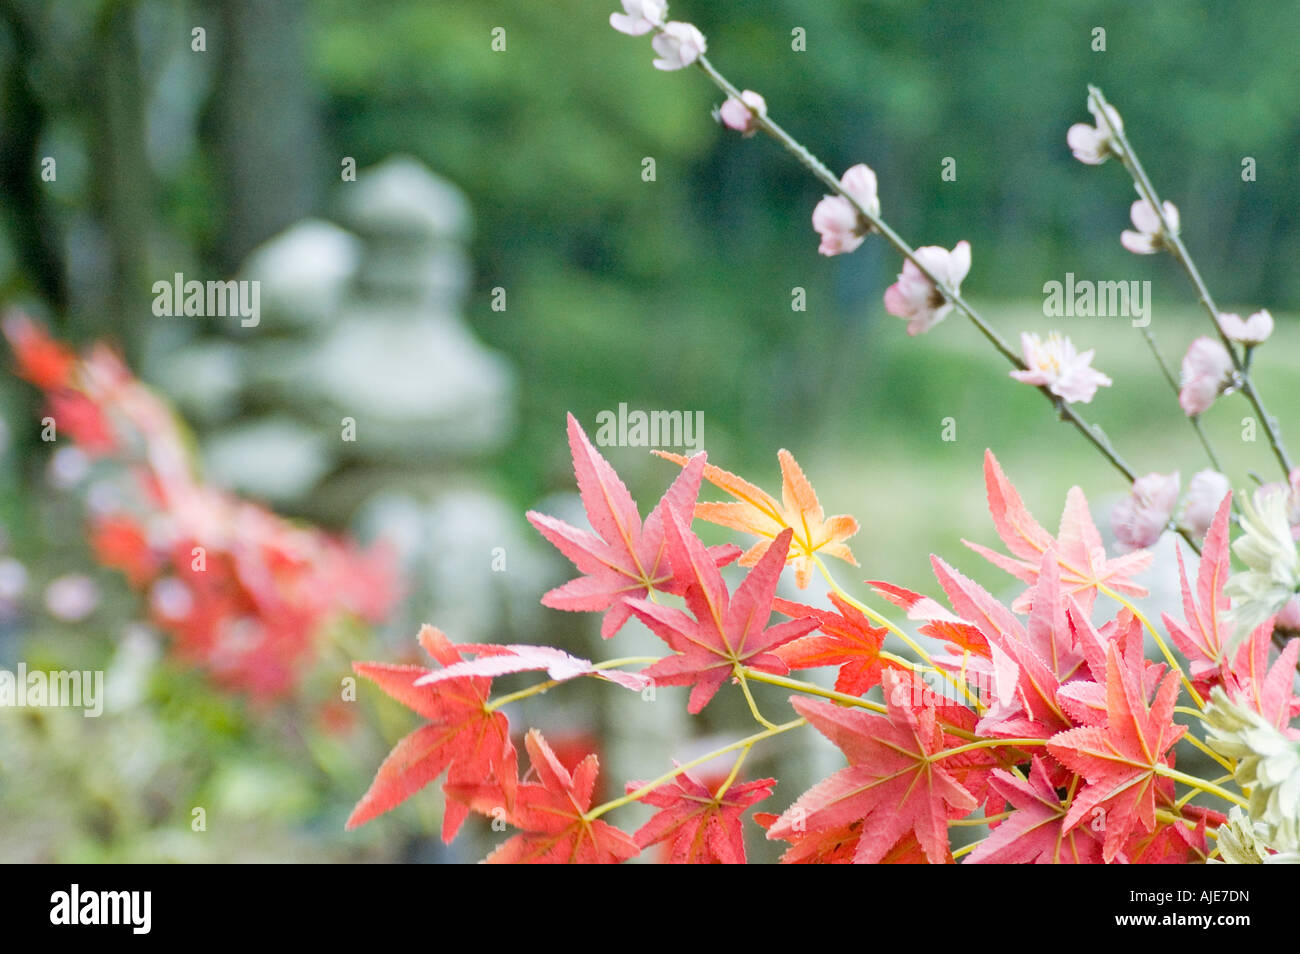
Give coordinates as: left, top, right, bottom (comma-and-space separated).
657, 448, 858, 588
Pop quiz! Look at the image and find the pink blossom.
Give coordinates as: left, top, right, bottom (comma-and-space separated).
811, 164, 880, 257
1067, 98, 1124, 164
1277, 596, 1300, 630
610, 0, 667, 36
1111, 471, 1180, 550
717, 90, 766, 136
44, 573, 100, 622
1217, 309, 1274, 346
1121, 196, 1180, 255
651, 21, 705, 70
1009, 332, 1112, 403
1178, 337, 1233, 416
0, 557, 27, 600
882, 240, 971, 335
1182, 469, 1230, 538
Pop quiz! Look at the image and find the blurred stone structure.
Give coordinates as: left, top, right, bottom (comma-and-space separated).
144, 156, 547, 647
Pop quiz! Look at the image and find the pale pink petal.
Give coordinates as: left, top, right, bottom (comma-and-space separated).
651, 21, 706, 70
1121, 229, 1157, 255
1130, 199, 1161, 234
1178, 336, 1233, 415
1219, 309, 1273, 345
1112, 472, 1180, 550
883, 282, 909, 317
812, 195, 863, 256
840, 164, 879, 215
1067, 124, 1105, 163
948, 240, 972, 285
1183, 470, 1230, 538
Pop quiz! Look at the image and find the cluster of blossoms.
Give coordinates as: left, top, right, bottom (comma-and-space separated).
349, 416, 1300, 863
609, 1, 705, 71
611, 5, 1113, 402
5, 314, 398, 700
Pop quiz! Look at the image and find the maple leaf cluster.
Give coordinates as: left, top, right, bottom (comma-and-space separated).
347, 414, 848, 861
764, 454, 1297, 864
346, 415, 1297, 864
5, 315, 399, 700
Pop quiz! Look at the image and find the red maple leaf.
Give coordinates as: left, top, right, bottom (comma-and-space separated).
756, 812, 862, 863
932, 554, 1083, 740
451, 729, 639, 864
1123, 781, 1218, 863
1126, 817, 1208, 863
3, 312, 76, 389
1047, 643, 1188, 862
870, 579, 990, 658
47, 389, 116, 455
627, 521, 818, 713
90, 514, 161, 587
757, 815, 933, 864
766, 673, 987, 864
1162, 495, 1235, 693
347, 625, 512, 839
965, 450, 1151, 613
626, 770, 774, 864
1220, 628, 1300, 733
527, 413, 737, 639
771, 592, 898, 695
965, 757, 1103, 864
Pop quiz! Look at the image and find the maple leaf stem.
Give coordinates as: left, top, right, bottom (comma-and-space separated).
813, 560, 925, 660
1153, 765, 1248, 810
595, 656, 664, 669
932, 737, 1046, 761
1173, 705, 1210, 725
1172, 705, 1238, 773
1135, 311, 1226, 475
584, 717, 805, 822
1090, 84, 1294, 480
1175, 774, 1235, 810
1155, 809, 1222, 842
485, 679, 561, 712
483, 657, 661, 712
950, 838, 984, 861
1099, 584, 1204, 709
1179, 731, 1236, 775
949, 809, 1017, 827
741, 668, 985, 742
735, 665, 779, 730
813, 557, 986, 712
715, 743, 753, 800
742, 668, 885, 712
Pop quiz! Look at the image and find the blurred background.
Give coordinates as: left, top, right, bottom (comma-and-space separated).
1, 0, 1297, 862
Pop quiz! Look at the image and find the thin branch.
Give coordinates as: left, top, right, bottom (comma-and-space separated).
691, 54, 1202, 554
1089, 85, 1294, 478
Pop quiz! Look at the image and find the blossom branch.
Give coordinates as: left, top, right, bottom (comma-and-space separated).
1138, 325, 1224, 472
686, 47, 1205, 553
1089, 84, 1294, 478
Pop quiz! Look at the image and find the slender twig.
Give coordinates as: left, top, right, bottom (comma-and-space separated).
1089, 85, 1294, 478
1138, 325, 1223, 471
